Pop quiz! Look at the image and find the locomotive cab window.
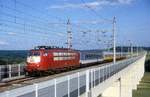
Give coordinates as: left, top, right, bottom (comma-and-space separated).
28, 52, 41, 56
27, 51, 41, 63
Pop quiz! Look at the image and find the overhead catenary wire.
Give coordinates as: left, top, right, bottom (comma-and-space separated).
11, 0, 65, 22
0, 9, 66, 32
0, 0, 68, 35
0, 0, 109, 34
79, 0, 116, 50
80, 0, 112, 23
0, 0, 115, 50
1, 2, 89, 40
0, 4, 66, 26
0, 0, 76, 49
0, 13, 67, 37
11, 0, 103, 34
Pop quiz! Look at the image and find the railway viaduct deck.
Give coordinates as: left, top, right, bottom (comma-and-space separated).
0, 53, 146, 97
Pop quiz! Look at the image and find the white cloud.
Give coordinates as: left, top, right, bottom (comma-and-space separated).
48, 0, 135, 9
117, 0, 135, 4
7, 32, 17, 35
48, 1, 102, 9
57, 32, 65, 36
0, 40, 9, 45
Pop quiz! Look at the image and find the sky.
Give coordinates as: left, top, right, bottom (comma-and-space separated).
0, 0, 150, 50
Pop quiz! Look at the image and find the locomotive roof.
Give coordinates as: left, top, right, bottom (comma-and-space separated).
34, 46, 62, 49
31, 46, 105, 53
31, 46, 77, 51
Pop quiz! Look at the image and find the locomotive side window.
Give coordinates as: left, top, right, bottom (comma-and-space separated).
59, 52, 63, 56
53, 52, 59, 56
53, 52, 77, 61
64, 53, 67, 56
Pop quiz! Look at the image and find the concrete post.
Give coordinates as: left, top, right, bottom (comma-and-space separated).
18, 64, 21, 76
54, 79, 57, 97
68, 75, 70, 97
86, 70, 89, 97
35, 84, 38, 97
78, 72, 80, 97
8, 65, 11, 78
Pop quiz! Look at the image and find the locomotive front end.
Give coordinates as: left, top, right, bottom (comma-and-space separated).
25, 51, 41, 73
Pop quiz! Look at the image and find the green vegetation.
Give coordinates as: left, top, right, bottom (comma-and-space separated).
132, 73, 150, 97
132, 50, 150, 97
0, 50, 28, 65
145, 51, 150, 72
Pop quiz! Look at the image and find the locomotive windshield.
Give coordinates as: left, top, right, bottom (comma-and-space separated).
28, 51, 40, 56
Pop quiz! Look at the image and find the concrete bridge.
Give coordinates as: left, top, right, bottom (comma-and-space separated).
0, 53, 146, 97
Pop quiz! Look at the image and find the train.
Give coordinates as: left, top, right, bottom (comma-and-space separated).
25, 46, 127, 75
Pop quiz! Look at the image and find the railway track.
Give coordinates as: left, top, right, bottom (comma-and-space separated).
0, 77, 35, 92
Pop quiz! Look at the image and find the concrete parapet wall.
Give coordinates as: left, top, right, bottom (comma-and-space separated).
101, 54, 146, 97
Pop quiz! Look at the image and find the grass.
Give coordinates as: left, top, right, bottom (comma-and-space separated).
145, 51, 150, 72
132, 72, 150, 97
146, 52, 150, 61
132, 51, 150, 97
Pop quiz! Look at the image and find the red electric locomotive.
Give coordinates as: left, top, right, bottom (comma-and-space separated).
25, 46, 80, 75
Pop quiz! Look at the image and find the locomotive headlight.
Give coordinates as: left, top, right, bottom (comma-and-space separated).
33, 56, 41, 63
27, 57, 31, 63
27, 56, 41, 63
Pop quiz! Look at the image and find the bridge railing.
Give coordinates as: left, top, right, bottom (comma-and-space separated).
0, 55, 144, 97
0, 64, 25, 81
